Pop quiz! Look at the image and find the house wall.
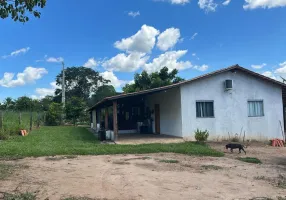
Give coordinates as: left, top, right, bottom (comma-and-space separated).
180, 70, 284, 141
146, 87, 182, 137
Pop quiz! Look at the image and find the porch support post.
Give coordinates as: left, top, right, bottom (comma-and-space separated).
113, 101, 118, 141
105, 107, 108, 130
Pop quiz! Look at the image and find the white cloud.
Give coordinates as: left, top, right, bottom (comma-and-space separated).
83, 57, 97, 68
2, 47, 30, 59
262, 71, 276, 79
128, 11, 140, 18
191, 32, 198, 40
114, 24, 160, 53
251, 63, 266, 69
155, 0, 190, 5
243, 0, 286, 10
0, 67, 48, 88
274, 61, 286, 74
192, 53, 196, 56
33, 81, 60, 99
198, 0, 218, 12
222, 0, 231, 6
143, 50, 192, 73
102, 52, 149, 72
157, 28, 181, 51
193, 64, 209, 71
100, 71, 128, 88
46, 57, 64, 63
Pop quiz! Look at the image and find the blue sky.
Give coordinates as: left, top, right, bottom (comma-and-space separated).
0, 0, 286, 100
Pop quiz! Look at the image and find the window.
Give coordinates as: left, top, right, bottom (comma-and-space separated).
248, 100, 264, 117
196, 101, 214, 118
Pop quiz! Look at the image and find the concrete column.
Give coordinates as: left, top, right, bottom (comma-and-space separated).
113, 101, 118, 141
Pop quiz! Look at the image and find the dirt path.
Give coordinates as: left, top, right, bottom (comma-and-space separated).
0, 147, 285, 200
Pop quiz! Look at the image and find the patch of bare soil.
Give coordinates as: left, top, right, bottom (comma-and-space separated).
0, 147, 286, 200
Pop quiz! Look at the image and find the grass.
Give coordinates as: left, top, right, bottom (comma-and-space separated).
238, 157, 262, 164
201, 164, 223, 170
0, 111, 44, 140
0, 163, 16, 180
0, 126, 223, 158
159, 159, 179, 163
2, 192, 35, 200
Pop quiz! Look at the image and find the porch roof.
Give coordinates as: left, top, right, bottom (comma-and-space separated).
89, 64, 286, 111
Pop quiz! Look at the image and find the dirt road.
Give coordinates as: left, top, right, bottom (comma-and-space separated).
0, 146, 285, 200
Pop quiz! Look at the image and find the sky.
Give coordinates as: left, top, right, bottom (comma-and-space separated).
0, 0, 286, 101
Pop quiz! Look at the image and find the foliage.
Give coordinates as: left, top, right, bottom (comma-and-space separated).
65, 97, 87, 125
194, 129, 209, 142
238, 157, 262, 164
0, 0, 46, 22
40, 95, 54, 112
55, 67, 110, 103
88, 85, 117, 106
122, 67, 185, 93
45, 103, 63, 126
0, 126, 224, 158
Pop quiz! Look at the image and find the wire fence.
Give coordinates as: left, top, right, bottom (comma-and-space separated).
0, 111, 45, 140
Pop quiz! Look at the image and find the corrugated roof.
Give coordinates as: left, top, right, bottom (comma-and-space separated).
88, 64, 286, 110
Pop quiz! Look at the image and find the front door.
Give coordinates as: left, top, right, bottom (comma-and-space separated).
155, 104, 160, 134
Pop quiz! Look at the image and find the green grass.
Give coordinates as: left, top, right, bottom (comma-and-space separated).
238, 157, 262, 164
0, 163, 16, 180
201, 164, 223, 170
3, 192, 36, 200
159, 159, 179, 163
0, 126, 223, 158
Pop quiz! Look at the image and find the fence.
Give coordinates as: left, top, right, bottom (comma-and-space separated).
0, 111, 45, 140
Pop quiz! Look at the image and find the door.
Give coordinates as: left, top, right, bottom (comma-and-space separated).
155, 104, 160, 134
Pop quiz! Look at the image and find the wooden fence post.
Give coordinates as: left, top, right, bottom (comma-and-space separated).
0, 111, 3, 132
19, 112, 22, 125
37, 112, 40, 128
30, 112, 33, 131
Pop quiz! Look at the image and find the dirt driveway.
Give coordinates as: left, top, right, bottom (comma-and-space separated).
0, 145, 285, 200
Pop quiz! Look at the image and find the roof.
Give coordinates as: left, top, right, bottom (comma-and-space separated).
88, 64, 286, 111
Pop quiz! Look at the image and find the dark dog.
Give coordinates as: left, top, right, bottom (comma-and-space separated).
225, 143, 246, 155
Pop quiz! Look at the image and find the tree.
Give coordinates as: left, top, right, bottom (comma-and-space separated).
2, 97, 15, 110
122, 67, 185, 93
88, 85, 117, 106
55, 67, 110, 103
45, 102, 63, 125
65, 97, 86, 125
40, 95, 54, 112
0, 0, 46, 22
15, 96, 32, 111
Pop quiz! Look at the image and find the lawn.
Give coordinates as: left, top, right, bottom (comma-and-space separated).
0, 126, 223, 158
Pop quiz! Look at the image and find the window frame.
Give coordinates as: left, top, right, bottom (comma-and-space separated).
196, 100, 215, 118
247, 100, 264, 117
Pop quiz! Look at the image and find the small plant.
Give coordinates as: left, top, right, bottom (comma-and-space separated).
231, 137, 240, 142
194, 129, 209, 142
3, 192, 36, 200
277, 174, 286, 189
201, 165, 223, 170
238, 157, 262, 164
159, 159, 179, 163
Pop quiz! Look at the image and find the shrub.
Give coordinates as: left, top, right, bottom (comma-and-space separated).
194, 129, 209, 142
45, 103, 63, 125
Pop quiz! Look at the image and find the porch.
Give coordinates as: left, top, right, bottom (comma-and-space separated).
89, 86, 182, 141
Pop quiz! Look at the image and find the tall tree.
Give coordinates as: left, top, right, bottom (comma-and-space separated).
88, 85, 117, 106
122, 67, 185, 93
2, 97, 15, 110
0, 0, 46, 22
55, 67, 110, 103
40, 95, 54, 111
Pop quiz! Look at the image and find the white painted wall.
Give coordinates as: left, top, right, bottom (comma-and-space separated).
180, 70, 284, 141
146, 87, 182, 137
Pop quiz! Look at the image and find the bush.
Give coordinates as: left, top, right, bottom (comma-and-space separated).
45, 103, 63, 126
194, 129, 209, 142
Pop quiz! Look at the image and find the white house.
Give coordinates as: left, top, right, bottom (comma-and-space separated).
89, 65, 286, 141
